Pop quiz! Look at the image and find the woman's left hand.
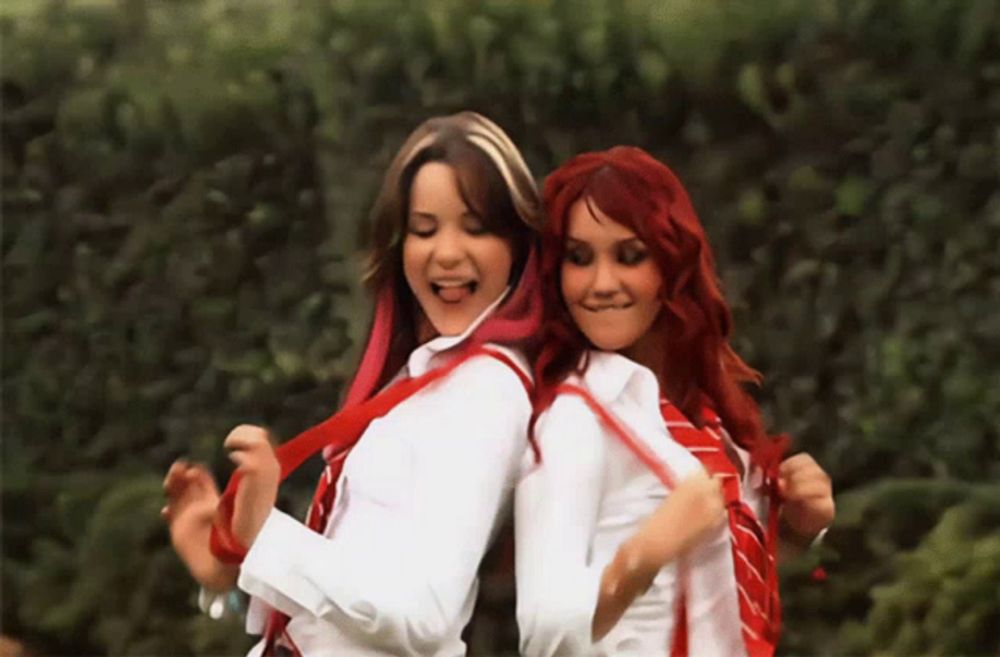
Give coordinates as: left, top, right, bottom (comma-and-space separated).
225, 424, 281, 549
778, 452, 835, 542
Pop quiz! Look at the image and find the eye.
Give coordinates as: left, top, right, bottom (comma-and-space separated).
618, 243, 648, 266
463, 215, 487, 236
563, 244, 593, 266
407, 215, 436, 238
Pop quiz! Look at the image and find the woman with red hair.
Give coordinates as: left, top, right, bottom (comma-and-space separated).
162, 112, 545, 656
516, 146, 834, 657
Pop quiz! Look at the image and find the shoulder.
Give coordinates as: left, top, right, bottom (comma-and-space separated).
436, 344, 532, 405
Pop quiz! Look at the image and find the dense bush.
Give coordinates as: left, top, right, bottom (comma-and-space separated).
3, 0, 997, 655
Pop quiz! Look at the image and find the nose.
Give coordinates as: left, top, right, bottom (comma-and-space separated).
590, 258, 619, 297
432, 226, 465, 269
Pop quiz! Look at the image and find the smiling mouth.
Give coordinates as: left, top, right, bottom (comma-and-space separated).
432, 280, 478, 303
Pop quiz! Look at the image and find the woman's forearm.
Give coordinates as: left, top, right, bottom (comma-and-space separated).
591, 495, 695, 641
591, 472, 724, 641
173, 528, 240, 592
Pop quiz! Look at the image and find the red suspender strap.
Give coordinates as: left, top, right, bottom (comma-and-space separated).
556, 383, 679, 488
210, 345, 530, 563
553, 383, 689, 657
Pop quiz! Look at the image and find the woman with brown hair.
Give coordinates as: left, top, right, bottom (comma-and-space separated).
163, 112, 544, 657
516, 146, 834, 657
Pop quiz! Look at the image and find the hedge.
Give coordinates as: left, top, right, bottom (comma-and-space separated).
2, 0, 998, 654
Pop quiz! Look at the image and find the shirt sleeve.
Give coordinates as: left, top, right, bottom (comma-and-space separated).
515, 394, 607, 657
237, 353, 530, 654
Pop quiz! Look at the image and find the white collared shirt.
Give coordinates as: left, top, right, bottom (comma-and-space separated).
238, 294, 531, 657
516, 351, 756, 657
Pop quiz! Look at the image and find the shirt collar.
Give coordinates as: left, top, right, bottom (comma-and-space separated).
576, 350, 662, 411
405, 287, 510, 377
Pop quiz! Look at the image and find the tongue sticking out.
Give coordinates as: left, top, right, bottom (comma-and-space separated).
437, 284, 472, 303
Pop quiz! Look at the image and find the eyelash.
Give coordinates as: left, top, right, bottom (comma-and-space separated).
564, 246, 648, 267
564, 247, 593, 266
619, 247, 648, 266
406, 219, 488, 238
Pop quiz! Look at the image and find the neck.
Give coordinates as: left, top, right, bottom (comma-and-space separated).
414, 312, 439, 344
618, 315, 676, 396
620, 330, 663, 381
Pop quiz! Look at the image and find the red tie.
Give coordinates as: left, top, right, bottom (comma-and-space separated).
660, 401, 782, 657
260, 448, 351, 656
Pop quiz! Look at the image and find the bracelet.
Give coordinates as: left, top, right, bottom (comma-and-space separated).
197, 588, 245, 619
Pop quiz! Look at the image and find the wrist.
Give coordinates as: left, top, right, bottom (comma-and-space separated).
780, 518, 828, 551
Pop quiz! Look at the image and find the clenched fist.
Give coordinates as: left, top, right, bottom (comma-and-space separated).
778, 452, 835, 544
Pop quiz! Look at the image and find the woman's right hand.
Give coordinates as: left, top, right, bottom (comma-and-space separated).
633, 470, 726, 573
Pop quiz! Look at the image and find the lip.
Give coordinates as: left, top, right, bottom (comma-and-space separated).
431, 278, 476, 288
431, 278, 478, 299
580, 302, 633, 312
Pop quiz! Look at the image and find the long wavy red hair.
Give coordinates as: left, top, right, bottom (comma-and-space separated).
535, 146, 786, 468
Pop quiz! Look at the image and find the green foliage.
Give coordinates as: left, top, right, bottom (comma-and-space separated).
3, 0, 998, 655
780, 480, 1000, 655
865, 490, 1000, 655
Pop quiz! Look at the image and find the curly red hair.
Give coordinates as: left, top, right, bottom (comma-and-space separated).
534, 146, 786, 468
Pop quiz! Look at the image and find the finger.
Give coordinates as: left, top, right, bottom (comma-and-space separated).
224, 425, 270, 450
785, 467, 832, 492
784, 479, 832, 501
163, 460, 189, 492
188, 464, 218, 495
228, 450, 249, 468
779, 453, 816, 477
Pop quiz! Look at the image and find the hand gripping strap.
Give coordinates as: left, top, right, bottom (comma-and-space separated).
210, 346, 532, 564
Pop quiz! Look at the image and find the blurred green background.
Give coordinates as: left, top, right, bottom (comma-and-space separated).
2, 0, 998, 655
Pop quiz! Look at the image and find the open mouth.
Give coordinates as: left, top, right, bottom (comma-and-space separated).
431, 280, 478, 303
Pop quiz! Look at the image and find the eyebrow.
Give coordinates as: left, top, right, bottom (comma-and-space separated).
565, 236, 645, 247
409, 210, 480, 219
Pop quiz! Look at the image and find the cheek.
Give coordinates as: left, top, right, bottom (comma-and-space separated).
628, 264, 664, 322
560, 265, 584, 304
634, 263, 663, 303
401, 238, 426, 289
477, 238, 513, 285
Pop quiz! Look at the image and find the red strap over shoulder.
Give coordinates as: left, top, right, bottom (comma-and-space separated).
210, 346, 532, 564
555, 383, 680, 489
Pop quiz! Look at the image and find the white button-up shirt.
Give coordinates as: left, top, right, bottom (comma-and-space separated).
238, 297, 531, 657
516, 351, 754, 657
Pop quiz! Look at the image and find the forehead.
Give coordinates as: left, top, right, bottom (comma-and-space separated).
566, 197, 638, 243
409, 162, 468, 211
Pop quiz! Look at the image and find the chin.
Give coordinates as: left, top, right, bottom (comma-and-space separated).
426, 311, 476, 337
583, 331, 635, 353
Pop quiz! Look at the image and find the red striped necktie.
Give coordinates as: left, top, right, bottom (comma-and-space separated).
660, 401, 782, 657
